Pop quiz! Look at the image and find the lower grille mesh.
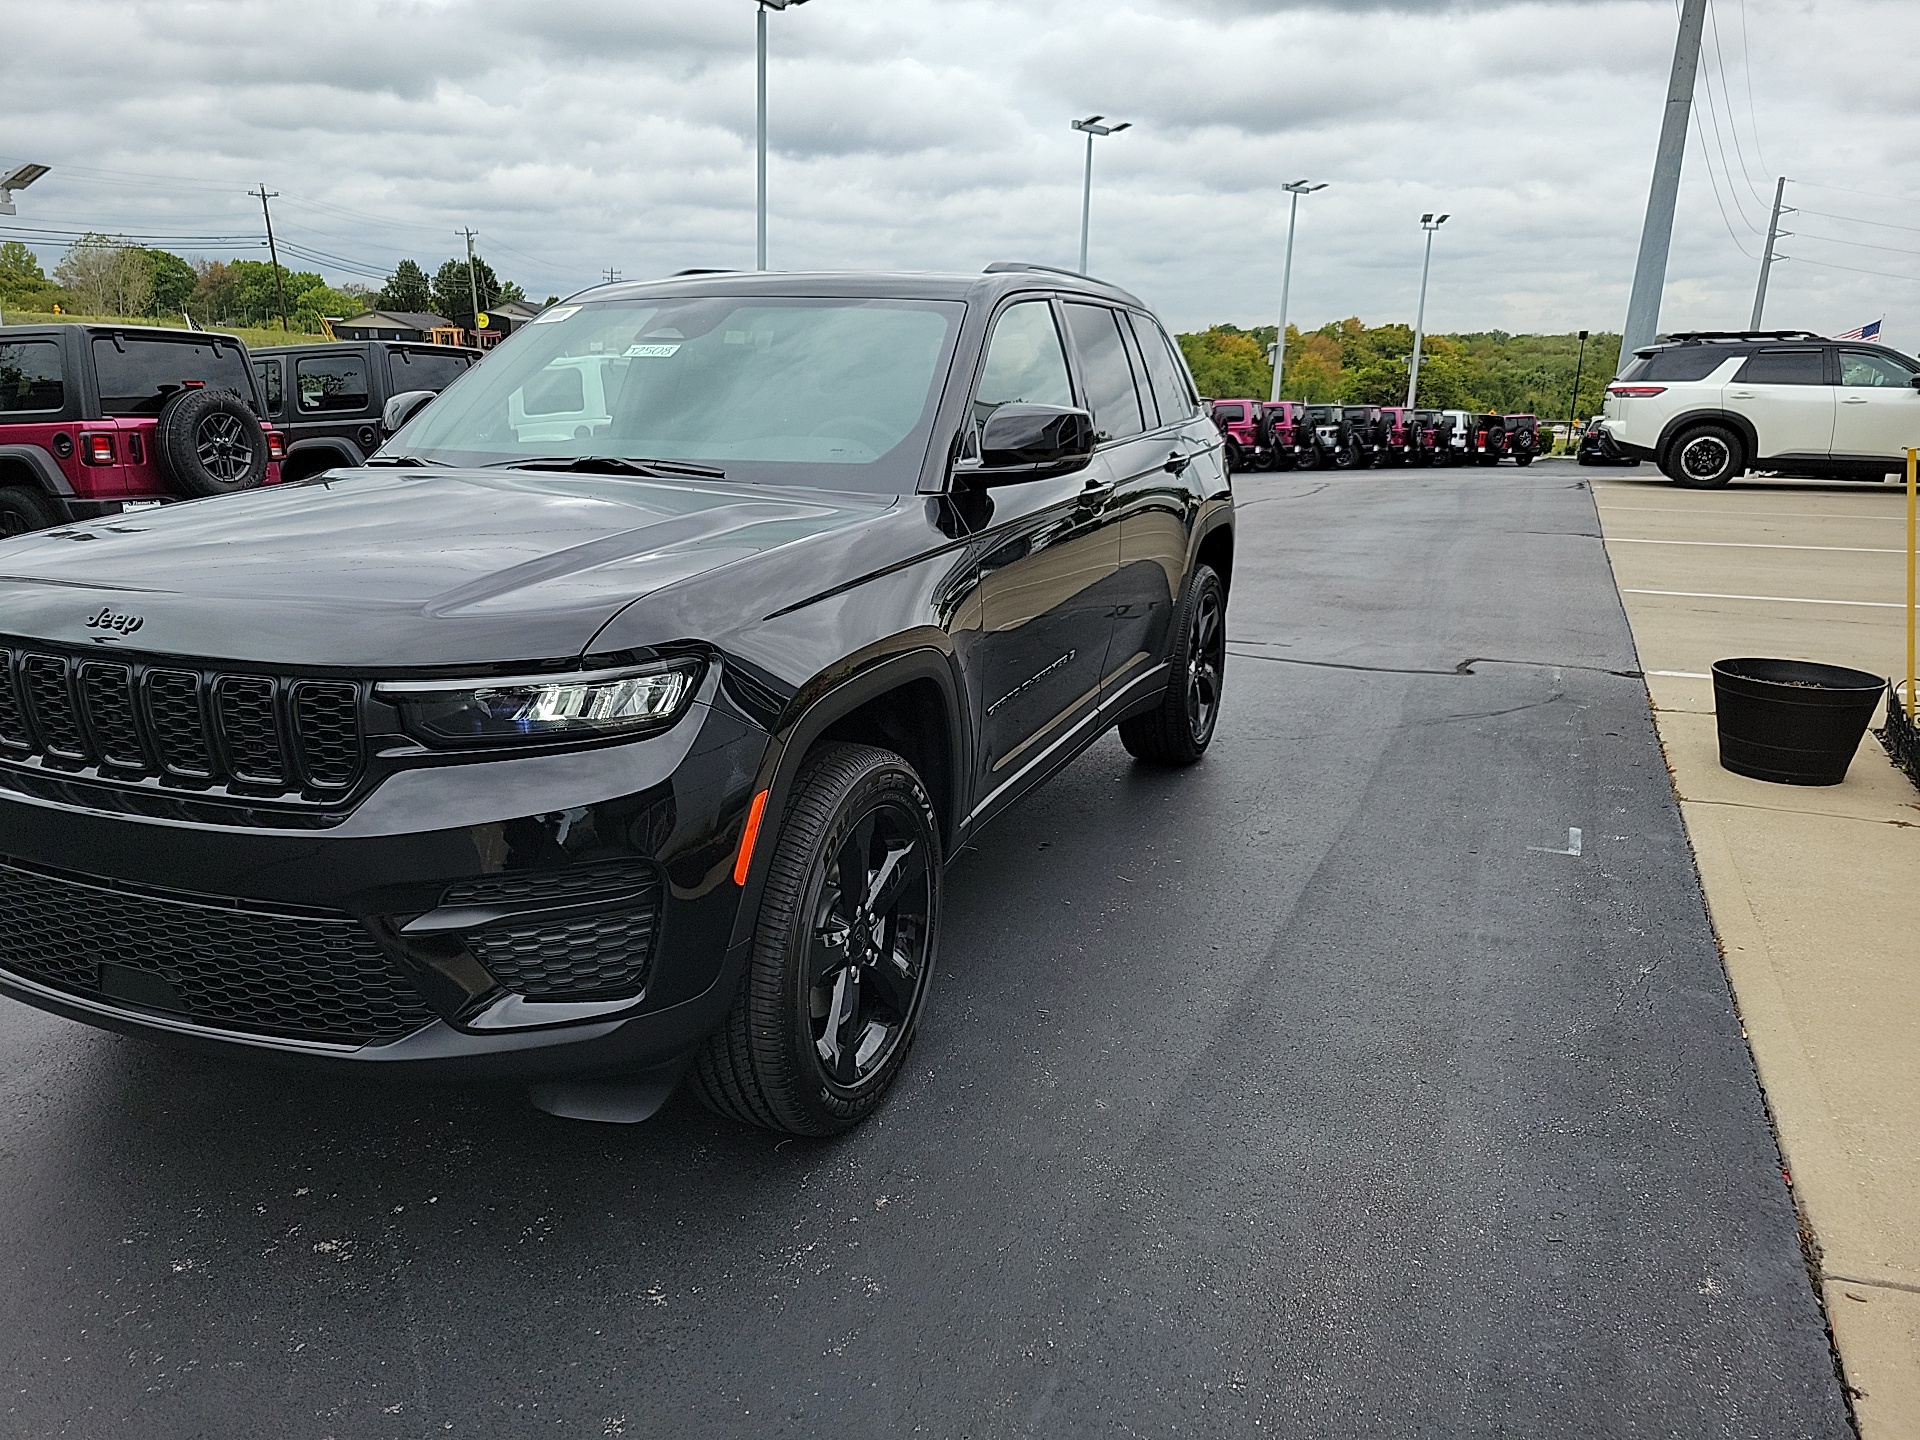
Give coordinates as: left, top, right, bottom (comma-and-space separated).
0, 859, 434, 1045
468, 908, 659, 1001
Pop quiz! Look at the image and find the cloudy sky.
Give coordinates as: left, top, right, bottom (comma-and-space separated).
4, 0, 1918, 344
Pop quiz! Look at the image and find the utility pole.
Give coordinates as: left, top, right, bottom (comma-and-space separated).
1406, 213, 1448, 410
250, 184, 289, 332
1566, 329, 1590, 453
1072, 115, 1130, 275
1751, 176, 1791, 329
1617, 0, 1708, 374
1269, 180, 1326, 402
755, 1, 812, 271
460, 227, 481, 343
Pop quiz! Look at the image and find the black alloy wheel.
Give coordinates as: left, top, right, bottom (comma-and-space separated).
1666, 424, 1745, 488
1295, 445, 1322, 471
692, 744, 939, 1135
1223, 440, 1242, 475
1121, 562, 1227, 765
1331, 443, 1362, 470
196, 411, 256, 485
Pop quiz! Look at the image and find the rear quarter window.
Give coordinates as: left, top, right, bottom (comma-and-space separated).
295, 354, 371, 413
92, 335, 257, 416
390, 348, 473, 393
0, 341, 64, 413
1634, 346, 1749, 383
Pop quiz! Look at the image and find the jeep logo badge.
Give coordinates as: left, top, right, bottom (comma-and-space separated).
85, 606, 143, 635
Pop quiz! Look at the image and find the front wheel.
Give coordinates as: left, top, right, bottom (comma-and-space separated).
691, 744, 940, 1135
1121, 563, 1226, 766
1663, 424, 1745, 488
0, 485, 63, 537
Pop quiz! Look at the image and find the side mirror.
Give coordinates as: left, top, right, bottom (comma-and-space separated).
1910, 376, 1920, 392
381, 389, 438, 438
973, 404, 1096, 484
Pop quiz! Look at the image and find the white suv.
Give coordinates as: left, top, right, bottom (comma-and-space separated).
1599, 330, 1920, 487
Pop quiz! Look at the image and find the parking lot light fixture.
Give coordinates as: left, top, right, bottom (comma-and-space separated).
757, 0, 813, 272
1072, 115, 1131, 275
1269, 179, 1327, 402
1406, 213, 1449, 410
0, 163, 51, 217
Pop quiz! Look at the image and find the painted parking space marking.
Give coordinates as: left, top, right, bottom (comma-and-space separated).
1608, 538, 1905, 554
1621, 589, 1904, 609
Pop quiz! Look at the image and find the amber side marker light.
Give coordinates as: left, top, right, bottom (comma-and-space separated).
733, 789, 771, 886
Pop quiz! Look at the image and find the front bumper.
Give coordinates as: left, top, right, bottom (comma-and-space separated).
0, 680, 771, 1079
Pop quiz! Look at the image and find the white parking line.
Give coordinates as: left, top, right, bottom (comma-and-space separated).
1621, 589, 1904, 608
1648, 670, 1711, 678
1608, 538, 1905, 554
1594, 504, 1906, 522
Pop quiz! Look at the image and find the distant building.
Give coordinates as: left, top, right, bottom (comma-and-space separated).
333, 311, 453, 343
475, 297, 545, 347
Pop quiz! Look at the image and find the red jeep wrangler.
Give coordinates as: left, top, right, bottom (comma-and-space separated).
1207, 397, 1264, 473
0, 324, 283, 537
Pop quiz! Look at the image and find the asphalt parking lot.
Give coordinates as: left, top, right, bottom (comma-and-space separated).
0, 459, 1855, 1438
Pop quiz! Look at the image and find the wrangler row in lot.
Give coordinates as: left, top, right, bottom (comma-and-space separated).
1208, 398, 1537, 471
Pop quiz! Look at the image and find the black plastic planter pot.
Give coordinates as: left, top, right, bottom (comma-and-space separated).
1712, 657, 1885, 786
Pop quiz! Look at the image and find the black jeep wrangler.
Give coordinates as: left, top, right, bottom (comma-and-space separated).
1500, 414, 1539, 466
251, 339, 482, 482
0, 265, 1233, 1137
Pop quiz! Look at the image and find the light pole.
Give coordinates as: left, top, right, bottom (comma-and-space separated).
1406, 212, 1449, 410
1072, 115, 1131, 275
1269, 179, 1326, 402
757, 0, 812, 272
1565, 329, 1590, 454
0, 163, 50, 217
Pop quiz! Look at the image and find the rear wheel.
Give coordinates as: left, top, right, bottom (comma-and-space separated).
1121, 563, 1226, 766
692, 744, 939, 1136
1515, 453, 1534, 467
1295, 445, 1322, 471
0, 486, 63, 537
1663, 424, 1744, 488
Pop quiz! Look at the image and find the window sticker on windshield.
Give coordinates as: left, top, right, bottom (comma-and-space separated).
531, 306, 580, 324
625, 343, 681, 358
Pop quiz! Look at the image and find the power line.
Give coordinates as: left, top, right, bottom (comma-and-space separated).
1703, 0, 1770, 207
1779, 253, 1920, 286
1688, 100, 1757, 258
1734, 0, 1769, 175
1794, 206, 1920, 237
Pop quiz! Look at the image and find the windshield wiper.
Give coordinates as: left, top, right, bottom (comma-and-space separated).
490, 455, 727, 480
365, 454, 450, 467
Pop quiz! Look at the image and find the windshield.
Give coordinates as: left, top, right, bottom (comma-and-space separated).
387, 295, 964, 492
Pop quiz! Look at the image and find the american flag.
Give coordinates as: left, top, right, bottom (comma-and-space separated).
1834, 319, 1883, 342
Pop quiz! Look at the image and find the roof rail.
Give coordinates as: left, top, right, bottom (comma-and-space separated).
1663, 330, 1822, 343
984, 261, 1099, 281
672, 268, 740, 277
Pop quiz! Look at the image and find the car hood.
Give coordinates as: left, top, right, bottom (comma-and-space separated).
0, 469, 895, 669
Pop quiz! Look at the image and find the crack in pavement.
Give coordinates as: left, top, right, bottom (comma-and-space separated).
1226, 644, 1643, 680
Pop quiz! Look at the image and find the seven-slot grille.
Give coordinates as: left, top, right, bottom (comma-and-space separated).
0, 646, 364, 801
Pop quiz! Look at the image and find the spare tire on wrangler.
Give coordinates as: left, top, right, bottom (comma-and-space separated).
156, 387, 268, 499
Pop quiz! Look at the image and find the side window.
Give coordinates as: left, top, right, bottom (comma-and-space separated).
1838, 349, 1916, 388
1735, 348, 1827, 386
1638, 347, 1744, 382
392, 348, 473, 392
295, 354, 371, 413
973, 300, 1073, 425
253, 359, 282, 417
1063, 302, 1145, 442
1131, 313, 1197, 425
0, 342, 64, 413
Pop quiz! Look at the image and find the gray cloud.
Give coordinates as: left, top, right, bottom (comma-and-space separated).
2, 0, 1917, 346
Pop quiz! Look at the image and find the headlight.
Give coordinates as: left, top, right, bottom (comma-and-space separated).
377, 659, 703, 746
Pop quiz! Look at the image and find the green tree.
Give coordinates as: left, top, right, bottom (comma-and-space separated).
431, 256, 504, 330
55, 235, 151, 316
379, 258, 432, 313
292, 283, 361, 334
0, 240, 47, 300
142, 248, 198, 317
1176, 326, 1270, 399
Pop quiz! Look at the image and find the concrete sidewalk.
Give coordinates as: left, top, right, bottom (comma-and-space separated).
1593, 470, 1920, 1438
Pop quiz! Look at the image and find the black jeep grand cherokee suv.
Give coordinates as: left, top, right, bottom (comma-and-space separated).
0, 266, 1232, 1135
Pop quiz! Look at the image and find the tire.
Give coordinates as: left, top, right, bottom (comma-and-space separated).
1120, 563, 1226, 766
1223, 441, 1241, 475
156, 387, 268, 499
1663, 423, 1745, 488
0, 485, 64, 537
1331, 444, 1362, 470
1515, 453, 1533, 467
1295, 445, 1322, 471
1476, 453, 1500, 467
691, 743, 941, 1136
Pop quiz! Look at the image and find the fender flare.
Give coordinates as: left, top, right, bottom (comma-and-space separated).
1654, 408, 1759, 467
726, 645, 970, 952
283, 437, 365, 477
0, 445, 75, 497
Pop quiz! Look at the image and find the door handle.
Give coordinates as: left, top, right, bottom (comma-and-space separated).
1164, 450, 1192, 475
1077, 478, 1116, 505
1842, 397, 1868, 404
1727, 390, 1757, 399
